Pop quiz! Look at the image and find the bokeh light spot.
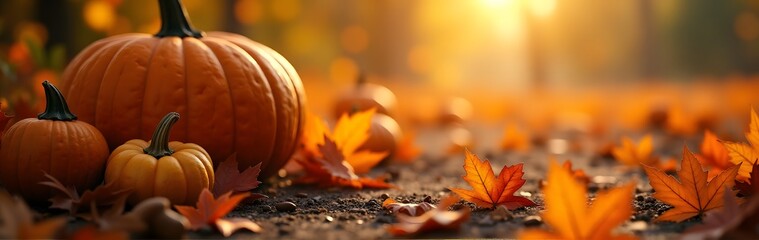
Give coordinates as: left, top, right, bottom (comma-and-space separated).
84, 0, 116, 31
235, 0, 264, 25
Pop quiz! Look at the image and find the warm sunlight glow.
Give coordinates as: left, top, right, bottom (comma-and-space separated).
482, 0, 515, 8
529, 0, 557, 18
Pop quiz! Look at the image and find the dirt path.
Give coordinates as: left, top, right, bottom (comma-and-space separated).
218, 132, 696, 239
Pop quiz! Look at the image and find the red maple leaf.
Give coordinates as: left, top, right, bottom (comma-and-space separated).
212, 153, 266, 201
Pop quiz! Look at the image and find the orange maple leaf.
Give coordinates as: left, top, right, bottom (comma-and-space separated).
696, 130, 733, 181
295, 136, 393, 189
722, 108, 759, 183
174, 189, 261, 237
302, 112, 330, 155
519, 160, 636, 240
387, 195, 470, 236
382, 198, 436, 216
300, 109, 388, 174
449, 149, 535, 209
394, 132, 422, 163
612, 134, 675, 171
643, 146, 741, 222
500, 123, 530, 152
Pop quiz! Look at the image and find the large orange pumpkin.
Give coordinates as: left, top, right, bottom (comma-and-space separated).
0, 81, 109, 203
60, 0, 305, 178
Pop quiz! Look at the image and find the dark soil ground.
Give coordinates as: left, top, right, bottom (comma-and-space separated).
203, 126, 705, 239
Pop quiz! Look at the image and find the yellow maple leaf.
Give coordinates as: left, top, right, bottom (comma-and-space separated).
722, 108, 759, 183
300, 109, 388, 174
519, 161, 636, 240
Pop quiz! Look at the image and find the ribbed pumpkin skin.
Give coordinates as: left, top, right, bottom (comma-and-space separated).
60, 32, 305, 178
0, 119, 109, 203
105, 140, 214, 205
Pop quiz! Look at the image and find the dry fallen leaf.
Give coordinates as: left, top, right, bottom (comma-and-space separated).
519, 160, 636, 240
302, 112, 331, 155
0, 190, 67, 239
394, 132, 422, 163
212, 153, 267, 200
721, 193, 759, 238
333, 108, 389, 173
300, 109, 388, 174
736, 164, 759, 197
682, 187, 743, 240
40, 173, 131, 219
696, 130, 733, 181
722, 108, 759, 183
382, 198, 436, 216
387, 195, 470, 236
500, 123, 530, 152
174, 189, 261, 237
539, 160, 590, 189
449, 149, 535, 210
643, 146, 740, 222
87, 197, 146, 237
612, 134, 675, 171
295, 136, 393, 189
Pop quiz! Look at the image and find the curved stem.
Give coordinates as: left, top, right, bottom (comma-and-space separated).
155, 0, 203, 38
37, 81, 77, 121
144, 112, 180, 158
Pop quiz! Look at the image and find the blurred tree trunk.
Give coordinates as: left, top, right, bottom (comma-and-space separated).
522, 3, 546, 91
223, 0, 242, 33
638, 0, 658, 80
36, 0, 70, 51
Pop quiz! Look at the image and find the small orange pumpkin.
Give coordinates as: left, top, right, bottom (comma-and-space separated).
359, 113, 402, 156
104, 112, 214, 205
0, 81, 109, 203
61, 0, 305, 178
333, 75, 397, 119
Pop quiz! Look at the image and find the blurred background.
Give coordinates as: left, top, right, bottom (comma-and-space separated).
3, 0, 759, 154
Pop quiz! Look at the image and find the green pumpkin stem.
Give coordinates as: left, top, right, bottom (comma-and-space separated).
38, 81, 77, 121
155, 0, 203, 38
144, 112, 180, 158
